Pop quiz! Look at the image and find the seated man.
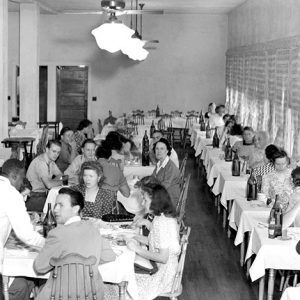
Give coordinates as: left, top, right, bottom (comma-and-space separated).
26, 140, 62, 212
33, 188, 116, 300
0, 159, 45, 300
64, 139, 96, 184
149, 130, 179, 168
209, 104, 225, 129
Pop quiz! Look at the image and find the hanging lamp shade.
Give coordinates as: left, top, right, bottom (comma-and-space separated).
121, 38, 149, 61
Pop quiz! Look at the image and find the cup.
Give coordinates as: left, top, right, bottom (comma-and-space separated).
62, 175, 69, 186
257, 193, 267, 204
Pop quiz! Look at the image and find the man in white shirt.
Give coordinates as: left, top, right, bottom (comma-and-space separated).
0, 159, 45, 300
149, 130, 179, 168
209, 105, 226, 129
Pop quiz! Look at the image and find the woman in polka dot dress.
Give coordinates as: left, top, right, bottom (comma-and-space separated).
72, 161, 116, 219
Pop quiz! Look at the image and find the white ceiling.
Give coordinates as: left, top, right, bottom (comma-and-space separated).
8, 0, 248, 14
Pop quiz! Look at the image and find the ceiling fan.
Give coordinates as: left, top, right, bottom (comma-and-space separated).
62, 0, 164, 16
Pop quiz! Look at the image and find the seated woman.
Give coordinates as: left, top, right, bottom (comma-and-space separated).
261, 149, 293, 211
73, 119, 94, 154
71, 161, 116, 218
56, 127, 77, 173
151, 138, 180, 205
64, 139, 96, 184
96, 146, 130, 197
229, 115, 243, 136
232, 126, 255, 159
283, 167, 300, 229
248, 131, 269, 168
127, 183, 180, 300
253, 144, 278, 177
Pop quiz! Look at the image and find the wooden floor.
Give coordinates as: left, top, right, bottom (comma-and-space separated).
157, 148, 282, 300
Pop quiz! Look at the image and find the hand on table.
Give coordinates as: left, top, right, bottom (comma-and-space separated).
126, 239, 140, 252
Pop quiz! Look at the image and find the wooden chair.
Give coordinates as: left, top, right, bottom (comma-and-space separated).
179, 154, 188, 190
177, 173, 191, 226
157, 118, 166, 131
133, 113, 145, 125
49, 253, 98, 300
37, 121, 60, 139
148, 110, 156, 117
158, 227, 191, 300
182, 114, 197, 148
36, 125, 49, 156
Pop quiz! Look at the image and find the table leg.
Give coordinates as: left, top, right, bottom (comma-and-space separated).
267, 269, 276, 300
259, 276, 265, 300
223, 207, 227, 228
240, 240, 245, 267
118, 281, 128, 300
2, 275, 9, 300
227, 200, 233, 238
217, 195, 221, 214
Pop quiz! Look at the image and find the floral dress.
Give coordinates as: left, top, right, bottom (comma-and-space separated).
261, 168, 293, 211
72, 184, 116, 219
135, 214, 181, 300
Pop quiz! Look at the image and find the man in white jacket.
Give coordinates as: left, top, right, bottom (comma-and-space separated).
0, 159, 45, 300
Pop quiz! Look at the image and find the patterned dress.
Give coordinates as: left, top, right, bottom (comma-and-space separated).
72, 184, 116, 219
135, 214, 180, 300
261, 168, 293, 211
74, 131, 86, 154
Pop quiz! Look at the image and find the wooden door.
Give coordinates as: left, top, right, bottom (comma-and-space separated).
39, 66, 48, 123
56, 66, 88, 130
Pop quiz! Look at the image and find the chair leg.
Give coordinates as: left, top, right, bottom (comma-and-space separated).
279, 271, 286, 291
293, 273, 298, 286
118, 281, 128, 300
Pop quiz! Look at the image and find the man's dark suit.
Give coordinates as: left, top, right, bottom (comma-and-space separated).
33, 220, 115, 300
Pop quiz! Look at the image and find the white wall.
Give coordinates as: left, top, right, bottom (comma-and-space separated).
8, 12, 228, 127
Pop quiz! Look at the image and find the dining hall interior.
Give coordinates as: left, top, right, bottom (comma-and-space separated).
2, 0, 300, 299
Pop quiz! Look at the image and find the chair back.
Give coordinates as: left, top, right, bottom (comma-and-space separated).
147, 110, 156, 117
177, 174, 191, 226
179, 154, 188, 189
157, 118, 166, 130
49, 253, 98, 300
37, 121, 60, 139
159, 227, 191, 298
171, 110, 182, 118
132, 109, 144, 115
36, 125, 49, 156
133, 113, 145, 125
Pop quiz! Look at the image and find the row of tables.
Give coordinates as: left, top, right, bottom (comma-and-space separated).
191, 125, 300, 300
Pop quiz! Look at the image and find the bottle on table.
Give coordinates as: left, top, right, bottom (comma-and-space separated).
224, 138, 233, 161
43, 203, 57, 238
150, 121, 155, 138
205, 122, 211, 139
212, 128, 220, 148
268, 195, 283, 238
199, 111, 206, 131
142, 130, 150, 166
246, 169, 257, 201
232, 152, 241, 176
156, 105, 160, 118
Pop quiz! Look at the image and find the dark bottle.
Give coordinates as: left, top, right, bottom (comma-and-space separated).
232, 152, 241, 176
205, 122, 211, 139
247, 169, 257, 201
142, 130, 150, 166
43, 203, 57, 238
150, 121, 155, 138
156, 105, 160, 118
268, 195, 282, 238
199, 111, 206, 131
212, 128, 220, 148
224, 138, 233, 161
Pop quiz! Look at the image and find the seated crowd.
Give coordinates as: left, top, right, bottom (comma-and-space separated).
0, 118, 183, 300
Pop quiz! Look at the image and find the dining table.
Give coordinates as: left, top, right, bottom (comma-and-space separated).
281, 286, 300, 300
3, 218, 140, 300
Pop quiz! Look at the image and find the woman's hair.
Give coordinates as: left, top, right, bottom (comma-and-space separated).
223, 114, 231, 121
141, 183, 177, 217
78, 161, 104, 186
153, 138, 172, 156
103, 131, 123, 151
243, 126, 254, 133
265, 144, 279, 161
95, 146, 112, 160
134, 176, 160, 190
77, 119, 92, 131
292, 167, 300, 187
59, 127, 72, 139
270, 148, 290, 164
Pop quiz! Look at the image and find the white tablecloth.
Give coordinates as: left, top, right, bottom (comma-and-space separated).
3, 226, 138, 299
123, 165, 155, 178
212, 168, 249, 209
228, 198, 270, 246
195, 137, 213, 157
246, 227, 300, 282
281, 286, 300, 300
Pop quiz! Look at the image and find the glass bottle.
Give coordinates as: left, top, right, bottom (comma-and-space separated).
269, 195, 282, 238
43, 203, 57, 238
205, 122, 211, 139
142, 130, 150, 166
156, 105, 160, 118
212, 128, 220, 148
224, 138, 233, 161
268, 209, 276, 239
150, 121, 155, 138
200, 111, 206, 131
232, 152, 241, 176
246, 169, 257, 201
